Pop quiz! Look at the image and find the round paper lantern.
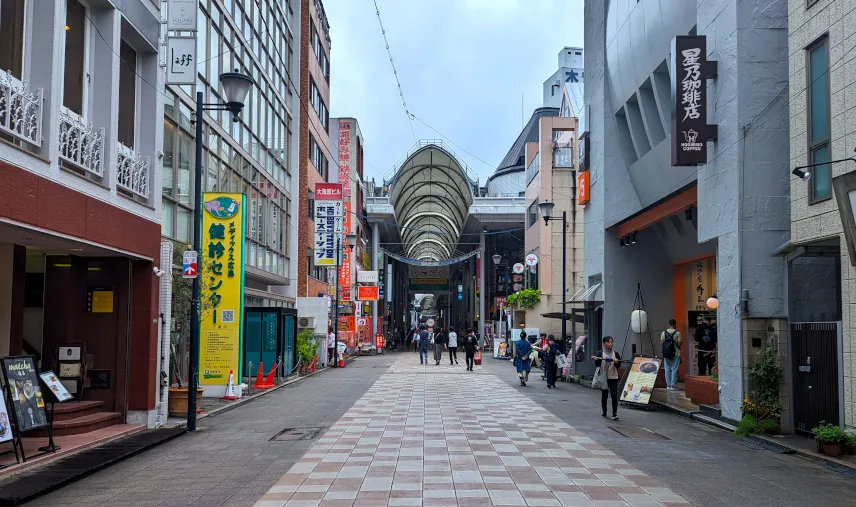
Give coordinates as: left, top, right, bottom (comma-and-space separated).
706, 296, 720, 309
630, 310, 648, 333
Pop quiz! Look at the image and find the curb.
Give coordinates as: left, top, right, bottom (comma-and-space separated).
176, 358, 355, 426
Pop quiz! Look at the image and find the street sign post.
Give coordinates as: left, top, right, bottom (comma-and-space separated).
182, 250, 198, 279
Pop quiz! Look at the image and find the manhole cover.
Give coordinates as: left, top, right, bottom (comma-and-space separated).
270, 427, 325, 441
610, 426, 670, 440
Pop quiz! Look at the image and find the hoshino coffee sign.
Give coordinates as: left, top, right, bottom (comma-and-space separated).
671, 36, 718, 166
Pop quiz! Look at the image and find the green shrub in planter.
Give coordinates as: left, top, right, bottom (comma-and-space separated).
734, 414, 778, 437
812, 423, 849, 444
296, 329, 318, 369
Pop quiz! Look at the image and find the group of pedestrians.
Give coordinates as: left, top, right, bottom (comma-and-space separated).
411, 324, 479, 370
512, 331, 560, 388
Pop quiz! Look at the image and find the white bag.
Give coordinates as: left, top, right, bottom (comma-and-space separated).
591, 366, 608, 390
555, 354, 568, 369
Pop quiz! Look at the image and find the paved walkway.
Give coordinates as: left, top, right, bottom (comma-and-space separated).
25, 356, 396, 507
254, 356, 691, 507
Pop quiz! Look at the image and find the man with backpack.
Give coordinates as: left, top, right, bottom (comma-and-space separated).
660, 319, 683, 390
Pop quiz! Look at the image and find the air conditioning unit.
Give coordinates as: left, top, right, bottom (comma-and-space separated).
297, 317, 316, 329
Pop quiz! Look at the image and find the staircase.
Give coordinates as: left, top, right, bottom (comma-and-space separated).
31, 401, 121, 437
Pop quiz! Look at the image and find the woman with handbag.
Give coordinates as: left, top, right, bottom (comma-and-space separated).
514, 333, 533, 386
592, 336, 621, 421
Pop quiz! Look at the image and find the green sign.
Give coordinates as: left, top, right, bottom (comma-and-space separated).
408, 278, 449, 291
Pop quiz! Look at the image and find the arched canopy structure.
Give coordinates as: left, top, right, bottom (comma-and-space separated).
389, 144, 474, 262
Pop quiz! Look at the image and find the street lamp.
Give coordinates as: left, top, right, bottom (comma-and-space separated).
538, 200, 568, 346
187, 70, 253, 431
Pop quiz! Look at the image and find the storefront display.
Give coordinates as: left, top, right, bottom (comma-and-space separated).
620, 356, 662, 405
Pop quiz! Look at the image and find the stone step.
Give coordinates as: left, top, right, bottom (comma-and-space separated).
49, 401, 105, 422
30, 412, 122, 438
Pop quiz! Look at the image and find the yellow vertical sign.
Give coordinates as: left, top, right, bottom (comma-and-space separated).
200, 193, 245, 386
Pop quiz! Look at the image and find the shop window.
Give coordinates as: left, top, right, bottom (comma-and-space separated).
0, 0, 26, 79
527, 201, 539, 228
807, 36, 830, 203
117, 40, 137, 148
63, 0, 88, 117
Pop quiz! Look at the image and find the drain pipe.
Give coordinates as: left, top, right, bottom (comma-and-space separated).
156, 241, 174, 427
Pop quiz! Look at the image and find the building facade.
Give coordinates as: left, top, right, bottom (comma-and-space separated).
0, 0, 163, 426
160, 0, 301, 394
297, 0, 332, 300
786, 0, 856, 430
583, 0, 791, 423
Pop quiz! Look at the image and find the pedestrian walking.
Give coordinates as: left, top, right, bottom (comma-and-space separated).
413, 328, 419, 353
694, 316, 716, 376
327, 326, 336, 367
463, 329, 478, 371
661, 319, 683, 389
514, 333, 533, 386
538, 332, 548, 380
447, 327, 459, 365
418, 325, 430, 364
433, 327, 446, 365
592, 336, 621, 421
544, 334, 559, 388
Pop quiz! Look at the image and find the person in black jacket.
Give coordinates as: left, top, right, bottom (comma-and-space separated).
433, 327, 446, 365
592, 336, 622, 421
463, 329, 479, 371
694, 316, 717, 376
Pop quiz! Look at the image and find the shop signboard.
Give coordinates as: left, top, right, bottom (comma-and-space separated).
1, 356, 48, 432
357, 286, 379, 301
408, 278, 450, 291
386, 263, 393, 302
167, 0, 198, 30
671, 35, 716, 166
375, 333, 385, 349
357, 270, 378, 284
578, 171, 590, 205
314, 184, 343, 267
39, 371, 74, 402
620, 357, 662, 405
200, 193, 246, 390
0, 389, 12, 443
166, 36, 196, 85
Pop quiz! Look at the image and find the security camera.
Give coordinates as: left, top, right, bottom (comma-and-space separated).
791, 168, 811, 181
153, 267, 166, 277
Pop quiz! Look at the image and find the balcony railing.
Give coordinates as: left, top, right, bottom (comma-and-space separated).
553, 146, 573, 168
0, 70, 43, 146
116, 142, 150, 199
59, 107, 104, 177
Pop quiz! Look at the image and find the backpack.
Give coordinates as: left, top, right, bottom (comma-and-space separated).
662, 330, 677, 359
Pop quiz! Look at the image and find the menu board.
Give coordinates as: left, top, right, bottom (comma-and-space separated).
0, 389, 13, 443
620, 356, 662, 405
2, 356, 48, 431
39, 371, 74, 402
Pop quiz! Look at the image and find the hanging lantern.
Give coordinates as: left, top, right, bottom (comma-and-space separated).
630, 310, 648, 333
706, 295, 720, 309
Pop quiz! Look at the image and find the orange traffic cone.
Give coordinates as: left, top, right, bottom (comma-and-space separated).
262, 363, 278, 387
252, 362, 265, 389
338, 351, 345, 368
223, 370, 237, 400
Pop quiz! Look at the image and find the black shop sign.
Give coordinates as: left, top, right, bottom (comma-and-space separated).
671, 36, 717, 166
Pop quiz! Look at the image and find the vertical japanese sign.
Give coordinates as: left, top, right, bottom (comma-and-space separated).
338, 202, 352, 300
200, 193, 246, 388
671, 35, 710, 166
339, 122, 352, 198
314, 184, 343, 267
578, 171, 590, 205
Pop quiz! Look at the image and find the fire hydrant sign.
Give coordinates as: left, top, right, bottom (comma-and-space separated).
182, 250, 198, 278
199, 193, 246, 397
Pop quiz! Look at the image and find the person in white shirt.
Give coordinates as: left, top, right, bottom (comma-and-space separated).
327, 327, 336, 368
447, 327, 459, 365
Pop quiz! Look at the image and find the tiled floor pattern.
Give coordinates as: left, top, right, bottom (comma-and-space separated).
254, 355, 692, 507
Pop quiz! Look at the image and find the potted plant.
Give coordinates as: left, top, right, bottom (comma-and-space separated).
812, 423, 849, 457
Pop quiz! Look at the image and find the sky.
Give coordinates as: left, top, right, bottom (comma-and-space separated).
324, 0, 584, 184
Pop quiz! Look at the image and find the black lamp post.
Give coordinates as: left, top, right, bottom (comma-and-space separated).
187, 71, 253, 432
538, 201, 567, 345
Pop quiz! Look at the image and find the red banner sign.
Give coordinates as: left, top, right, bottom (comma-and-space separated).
315, 183, 343, 201
357, 286, 379, 301
375, 333, 385, 348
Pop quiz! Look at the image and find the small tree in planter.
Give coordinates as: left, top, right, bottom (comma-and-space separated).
296, 329, 318, 373
812, 423, 850, 457
734, 346, 782, 436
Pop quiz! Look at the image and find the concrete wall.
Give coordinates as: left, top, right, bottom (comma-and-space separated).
296, 296, 330, 366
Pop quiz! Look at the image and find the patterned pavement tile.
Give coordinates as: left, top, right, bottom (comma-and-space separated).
254, 356, 690, 507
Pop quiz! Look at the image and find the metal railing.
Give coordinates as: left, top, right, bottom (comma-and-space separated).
383, 139, 480, 187
59, 107, 104, 177
116, 142, 151, 199
0, 70, 42, 146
